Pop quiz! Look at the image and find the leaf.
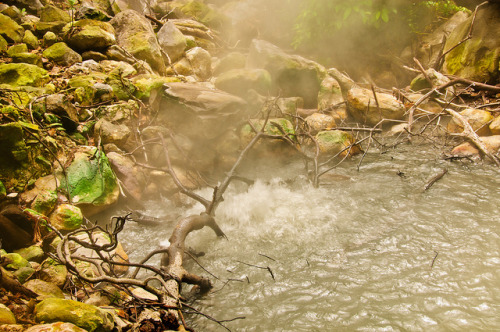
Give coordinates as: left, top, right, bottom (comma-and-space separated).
381, 8, 389, 23
343, 7, 352, 20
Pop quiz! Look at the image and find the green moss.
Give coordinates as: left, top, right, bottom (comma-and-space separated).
34, 298, 114, 332
15, 245, 44, 262
133, 75, 180, 100
3, 253, 30, 270
32, 190, 58, 215
7, 44, 28, 57
0, 35, 7, 52
0, 63, 49, 87
59, 148, 118, 206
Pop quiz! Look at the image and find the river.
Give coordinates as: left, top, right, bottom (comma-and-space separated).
117, 143, 500, 331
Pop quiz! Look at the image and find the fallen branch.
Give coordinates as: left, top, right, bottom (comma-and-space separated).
423, 168, 448, 191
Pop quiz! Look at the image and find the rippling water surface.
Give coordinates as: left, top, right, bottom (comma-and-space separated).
118, 145, 500, 331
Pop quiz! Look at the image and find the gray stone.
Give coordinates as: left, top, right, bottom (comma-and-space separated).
186, 46, 212, 80
157, 21, 187, 63
94, 119, 131, 149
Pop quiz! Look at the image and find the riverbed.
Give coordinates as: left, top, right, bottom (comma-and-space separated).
117, 143, 500, 331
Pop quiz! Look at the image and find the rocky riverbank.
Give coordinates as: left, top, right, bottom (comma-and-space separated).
0, 0, 499, 331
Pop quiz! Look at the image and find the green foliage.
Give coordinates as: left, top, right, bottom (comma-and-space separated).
292, 0, 468, 49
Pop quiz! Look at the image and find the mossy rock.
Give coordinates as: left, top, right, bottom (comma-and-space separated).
0, 35, 7, 52
0, 180, 6, 199
49, 204, 83, 231
0, 63, 49, 87
241, 118, 296, 143
15, 245, 45, 263
3, 252, 30, 270
34, 298, 114, 332
0, 303, 16, 324
23, 30, 40, 49
443, 6, 500, 83
14, 266, 35, 283
63, 19, 116, 52
12, 52, 43, 67
0, 13, 24, 43
31, 190, 58, 215
39, 258, 68, 287
315, 130, 361, 157
7, 43, 28, 57
40, 5, 71, 24
58, 147, 119, 212
0, 122, 28, 172
24, 279, 65, 300
132, 74, 181, 100
43, 42, 82, 66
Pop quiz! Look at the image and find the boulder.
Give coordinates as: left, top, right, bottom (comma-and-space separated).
0, 63, 49, 87
0, 122, 28, 172
7, 43, 28, 57
63, 19, 116, 52
447, 108, 493, 136
14, 245, 44, 263
185, 46, 212, 80
318, 75, 347, 122
24, 279, 65, 300
36, 5, 71, 36
246, 39, 326, 107
305, 113, 336, 134
0, 304, 16, 325
23, 30, 39, 50
443, 4, 500, 83
315, 130, 360, 157
43, 31, 58, 47
34, 298, 115, 332
25, 322, 87, 332
12, 52, 43, 67
107, 152, 145, 201
94, 119, 131, 149
157, 21, 187, 63
405, 11, 470, 68
490, 115, 500, 135
58, 146, 119, 215
110, 10, 166, 74
2, 252, 30, 270
0, 13, 24, 43
49, 204, 84, 231
159, 82, 247, 140
34, 93, 79, 124
43, 42, 82, 66
0, 35, 7, 52
213, 51, 246, 75
214, 68, 271, 98
39, 258, 68, 288
346, 86, 406, 126
410, 68, 454, 97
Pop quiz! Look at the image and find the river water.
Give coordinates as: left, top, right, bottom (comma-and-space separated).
118, 144, 500, 331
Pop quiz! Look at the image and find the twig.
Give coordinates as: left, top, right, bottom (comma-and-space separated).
430, 251, 439, 268
423, 168, 448, 191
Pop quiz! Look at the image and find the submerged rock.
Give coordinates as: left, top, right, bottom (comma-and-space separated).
34, 298, 115, 332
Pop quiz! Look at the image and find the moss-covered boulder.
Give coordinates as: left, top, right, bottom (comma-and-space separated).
7, 44, 28, 57
34, 298, 115, 332
110, 10, 166, 75
247, 39, 326, 107
43, 31, 58, 47
49, 204, 83, 231
15, 245, 44, 263
39, 258, 68, 288
315, 130, 360, 157
0, 122, 28, 174
346, 86, 405, 126
443, 4, 500, 83
43, 42, 82, 66
58, 146, 119, 215
0, 35, 7, 52
215, 68, 272, 98
94, 119, 131, 149
12, 52, 43, 67
0, 303, 16, 324
0, 63, 49, 87
2, 252, 30, 270
23, 30, 40, 49
30, 189, 58, 216
306, 113, 337, 134
35, 5, 71, 36
154, 0, 228, 28
63, 19, 116, 52
0, 13, 24, 43
447, 108, 493, 136
132, 74, 181, 100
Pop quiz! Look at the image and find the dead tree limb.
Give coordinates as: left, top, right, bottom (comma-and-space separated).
445, 109, 500, 166
423, 168, 448, 191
